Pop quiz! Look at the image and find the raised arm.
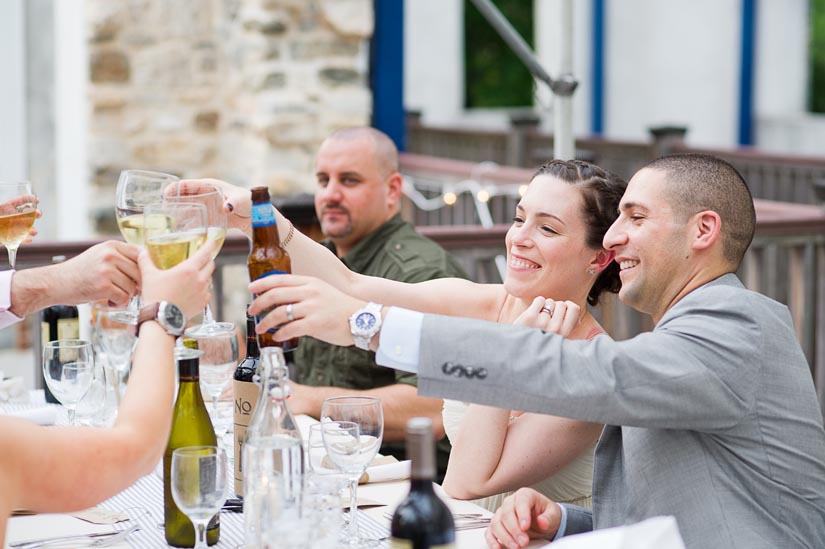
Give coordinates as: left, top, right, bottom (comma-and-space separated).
0, 243, 214, 529
442, 299, 601, 500
184, 178, 499, 319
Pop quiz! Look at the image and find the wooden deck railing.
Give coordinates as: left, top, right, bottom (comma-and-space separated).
407, 118, 825, 206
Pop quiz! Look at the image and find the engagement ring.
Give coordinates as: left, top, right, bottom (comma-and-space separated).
286, 303, 295, 322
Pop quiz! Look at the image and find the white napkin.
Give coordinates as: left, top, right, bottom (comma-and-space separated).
0, 375, 25, 402
539, 516, 685, 549
6, 406, 58, 426
361, 460, 411, 484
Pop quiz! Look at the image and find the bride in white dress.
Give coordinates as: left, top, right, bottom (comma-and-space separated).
193, 156, 626, 512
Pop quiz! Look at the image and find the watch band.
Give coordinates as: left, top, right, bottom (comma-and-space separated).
135, 303, 161, 335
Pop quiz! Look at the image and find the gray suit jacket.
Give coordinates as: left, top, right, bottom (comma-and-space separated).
415, 274, 825, 548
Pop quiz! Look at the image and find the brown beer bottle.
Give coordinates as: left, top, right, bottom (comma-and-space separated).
247, 186, 299, 351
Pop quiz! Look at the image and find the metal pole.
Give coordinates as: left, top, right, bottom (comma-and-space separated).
468, 0, 578, 160
468, 0, 555, 88
555, 0, 575, 160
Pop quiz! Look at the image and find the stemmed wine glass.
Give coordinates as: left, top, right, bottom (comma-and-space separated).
320, 396, 383, 547
143, 202, 207, 270
165, 182, 234, 337
95, 305, 138, 400
42, 339, 95, 425
0, 181, 37, 268
171, 446, 227, 549
114, 170, 179, 320
195, 331, 238, 442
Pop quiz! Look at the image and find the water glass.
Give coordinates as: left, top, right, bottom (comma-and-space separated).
170, 446, 227, 549
195, 331, 238, 439
243, 435, 305, 548
320, 396, 384, 548
42, 339, 94, 425
74, 361, 112, 427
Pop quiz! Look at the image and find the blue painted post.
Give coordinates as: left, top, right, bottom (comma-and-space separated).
371, 0, 406, 151
591, 0, 605, 136
738, 0, 756, 146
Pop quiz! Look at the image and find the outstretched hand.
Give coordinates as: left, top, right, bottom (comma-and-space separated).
485, 488, 562, 549
179, 178, 252, 236
139, 240, 215, 320
513, 297, 581, 337
247, 274, 366, 347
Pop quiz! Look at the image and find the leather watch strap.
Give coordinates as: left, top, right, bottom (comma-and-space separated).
135, 302, 161, 335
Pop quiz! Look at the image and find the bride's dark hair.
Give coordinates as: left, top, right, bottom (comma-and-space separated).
532, 159, 627, 306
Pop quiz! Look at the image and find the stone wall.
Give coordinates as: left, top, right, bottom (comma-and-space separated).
86, 0, 373, 234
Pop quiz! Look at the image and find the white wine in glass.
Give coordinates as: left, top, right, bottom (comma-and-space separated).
114, 170, 179, 321
0, 182, 37, 268
166, 183, 234, 338
144, 202, 207, 270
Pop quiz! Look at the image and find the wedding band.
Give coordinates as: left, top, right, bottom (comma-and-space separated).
540, 307, 553, 315
285, 303, 295, 322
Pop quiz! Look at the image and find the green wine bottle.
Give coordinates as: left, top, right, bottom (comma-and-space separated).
163, 344, 221, 547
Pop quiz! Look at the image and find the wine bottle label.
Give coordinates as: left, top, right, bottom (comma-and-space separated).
251, 202, 276, 227
233, 379, 260, 496
40, 318, 80, 348
58, 318, 80, 340
390, 540, 455, 549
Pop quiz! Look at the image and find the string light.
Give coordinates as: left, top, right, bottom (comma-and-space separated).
476, 189, 490, 203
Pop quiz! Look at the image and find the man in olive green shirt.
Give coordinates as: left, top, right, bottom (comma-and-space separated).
290, 127, 467, 479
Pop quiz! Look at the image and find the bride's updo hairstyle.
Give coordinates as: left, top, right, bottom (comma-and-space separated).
531, 159, 627, 306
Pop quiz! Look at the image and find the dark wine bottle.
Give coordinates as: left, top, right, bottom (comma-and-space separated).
163, 343, 220, 547
391, 417, 456, 549
232, 306, 261, 496
39, 256, 79, 404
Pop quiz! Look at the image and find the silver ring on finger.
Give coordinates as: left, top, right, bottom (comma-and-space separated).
540, 307, 552, 315
285, 303, 295, 322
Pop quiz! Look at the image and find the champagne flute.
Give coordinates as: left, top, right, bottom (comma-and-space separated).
143, 202, 207, 270
0, 181, 37, 268
195, 331, 238, 441
114, 170, 179, 320
42, 340, 95, 425
171, 446, 227, 549
320, 396, 383, 547
165, 183, 234, 337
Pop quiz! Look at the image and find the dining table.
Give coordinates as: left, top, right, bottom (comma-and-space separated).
2, 397, 552, 549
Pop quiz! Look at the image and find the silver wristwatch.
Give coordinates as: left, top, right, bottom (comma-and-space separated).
349, 302, 383, 350
136, 301, 186, 337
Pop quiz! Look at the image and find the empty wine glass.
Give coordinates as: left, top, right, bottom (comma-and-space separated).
114, 170, 179, 320
165, 182, 234, 338
0, 181, 37, 268
196, 331, 238, 441
95, 306, 137, 399
143, 202, 207, 270
320, 396, 383, 547
171, 446, 227, 549
42, 339, 95, 425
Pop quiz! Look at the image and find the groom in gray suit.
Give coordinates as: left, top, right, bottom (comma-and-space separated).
251, 153, 825, 548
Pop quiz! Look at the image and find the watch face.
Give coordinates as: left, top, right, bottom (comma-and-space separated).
163, 304, 185, 330
354, 312, 376, 332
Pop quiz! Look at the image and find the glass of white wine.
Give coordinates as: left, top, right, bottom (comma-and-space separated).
143, 202, 208, 270
165, 183, 233, 337
0, 181, 37, 268
114, 170, 179, 321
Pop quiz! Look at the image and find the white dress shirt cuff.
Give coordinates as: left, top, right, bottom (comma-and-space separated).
375, 307, 422, 374
0, 270, 24, 330
553, 502, 568, 540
